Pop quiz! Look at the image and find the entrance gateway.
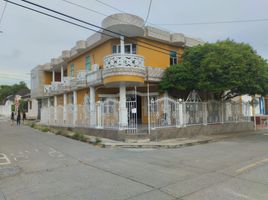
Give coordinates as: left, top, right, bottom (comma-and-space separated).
126, 95, 141, 134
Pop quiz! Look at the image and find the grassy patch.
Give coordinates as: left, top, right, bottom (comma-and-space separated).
71, 132, 87, 142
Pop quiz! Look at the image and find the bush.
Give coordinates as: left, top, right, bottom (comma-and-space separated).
72, 132, 86, 142
95, 137, 102, 145
40, 127, 50, 132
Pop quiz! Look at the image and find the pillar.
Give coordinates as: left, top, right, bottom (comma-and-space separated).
120, 35, 125, 54
52, 70, 55, 83
89, 87, 96, 127
61, 66, 64, 83
54, 96, 57, 123
119, 85, 128, 128
63, 93, 67, 123
73, 90, 77, 126
48, 97, 51, 124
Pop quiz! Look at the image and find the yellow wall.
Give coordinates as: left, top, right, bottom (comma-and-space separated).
77, 89, 88, 105
67, 39, 117, 77
66, 37, 184, 79
44, 71, 52, 84
136, 37, 183, 69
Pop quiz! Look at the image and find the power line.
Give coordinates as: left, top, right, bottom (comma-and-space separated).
156, 18, 268, 26
13, 0, 175, 55
94, 0, 171, 32
61, 0, 172, 44
4, 0, 114, 37
144, 0, 152, 26
95, 0, 124, 13
62, 0, 107, 18
0, 1, 7, 26
5, 0, 172, 56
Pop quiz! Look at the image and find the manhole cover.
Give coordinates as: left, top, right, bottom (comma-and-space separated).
0, 166, 21, 178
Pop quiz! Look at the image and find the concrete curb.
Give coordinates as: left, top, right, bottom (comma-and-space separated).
102, 139, 214, 149
102, 132, 260, 149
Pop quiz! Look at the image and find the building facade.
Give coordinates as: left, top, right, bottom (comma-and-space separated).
31, 13, 251, 133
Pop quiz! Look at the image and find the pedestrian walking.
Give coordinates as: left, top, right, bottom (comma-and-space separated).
17, 111, 21, 125
10, 111, 14, 126
22, 112, 26, 124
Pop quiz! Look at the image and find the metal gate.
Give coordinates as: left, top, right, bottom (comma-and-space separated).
126, 98, 137, 134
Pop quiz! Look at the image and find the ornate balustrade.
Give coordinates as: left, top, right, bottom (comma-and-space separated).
103, 54, 145, 85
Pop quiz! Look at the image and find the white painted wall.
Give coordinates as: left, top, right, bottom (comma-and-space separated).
27, 99, 38, 119
0, 100, 13, 117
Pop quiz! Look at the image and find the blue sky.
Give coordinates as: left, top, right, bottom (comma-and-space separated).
1, 0, 268, 88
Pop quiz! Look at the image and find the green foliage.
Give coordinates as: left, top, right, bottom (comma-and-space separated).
72, 132, 87, 142
18, 100, 28, 112
160, 40, 268, 100
95, 137, 102, 145
0, 82, 30, 104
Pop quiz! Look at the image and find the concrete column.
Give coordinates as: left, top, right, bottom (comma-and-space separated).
119, 85, 128, 128
48, 97, 51, 125
89, 87, 96, 127
52, 70, 55, 83
63, 93, 67, 123
120, 35, 125, 54
54, 96, 57, 123
61, 66, 64, 83
73, 90, 77, 126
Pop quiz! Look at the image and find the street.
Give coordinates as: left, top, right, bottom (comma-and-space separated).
0, 118, 268, 200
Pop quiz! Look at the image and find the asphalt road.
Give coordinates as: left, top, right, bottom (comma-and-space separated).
0, 116, 268, 200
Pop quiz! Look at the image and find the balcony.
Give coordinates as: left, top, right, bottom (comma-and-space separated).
87, 70, 102, 86
103, 54, 145, 86
76, 70, 88, 88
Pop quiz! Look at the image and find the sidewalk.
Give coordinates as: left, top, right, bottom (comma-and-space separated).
100, 130, 266, 148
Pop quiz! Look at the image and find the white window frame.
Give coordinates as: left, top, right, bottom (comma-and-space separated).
112, 43, 136, 54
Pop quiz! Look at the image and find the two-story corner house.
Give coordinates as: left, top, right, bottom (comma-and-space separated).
31, 13, 205, 133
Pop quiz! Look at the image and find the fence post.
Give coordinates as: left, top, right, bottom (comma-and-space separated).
203, 102, 207, 125
177, 100, 184, 127
221, 101, 224, 124
182, 101, 187, 127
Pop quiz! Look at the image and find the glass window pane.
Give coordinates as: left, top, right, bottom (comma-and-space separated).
132, 44, 136, 54
125, 44, 131, 54
112, 45, 117, 53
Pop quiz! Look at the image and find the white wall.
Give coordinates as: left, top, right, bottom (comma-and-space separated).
27, 99, 38, 119
0, 100, 13, 116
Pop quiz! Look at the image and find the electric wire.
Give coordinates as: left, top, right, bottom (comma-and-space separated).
0, 1, 7, 26
144, 0, 152, 26
6, 0, 174, 56
60, 0, 173, 48
94, 0, 171, 32
156, 18, 268, 26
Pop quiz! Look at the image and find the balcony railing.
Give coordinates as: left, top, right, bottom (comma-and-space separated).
87, 70, 102, 86
44, 84, 52, 94
63, 77, 74, 87
77, 70, 87, 82
103, 54, 146, 82
104, 54, 144, 69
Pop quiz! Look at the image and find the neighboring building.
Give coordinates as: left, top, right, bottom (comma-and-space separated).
0, 95, 13, 117
31, 13, 251, 134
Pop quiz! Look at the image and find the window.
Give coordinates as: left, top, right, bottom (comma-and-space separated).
112, 44, 137, 54
85, 55, 91, 71
170, 51, 177, 65
70, 64, 74, 77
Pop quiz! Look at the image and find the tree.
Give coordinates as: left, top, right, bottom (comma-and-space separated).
0, 81, 30, 104
160, 40, 268, 100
